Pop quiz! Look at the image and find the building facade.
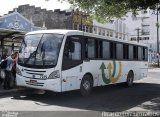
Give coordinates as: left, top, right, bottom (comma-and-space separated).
92, 20, 129, 40
0, 10, 44, 56
126, 9, 160, 63
0, 4, 130, 59
8, 4, 129, 40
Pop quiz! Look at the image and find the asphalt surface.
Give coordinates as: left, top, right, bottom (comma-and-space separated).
0, 68, 160, 117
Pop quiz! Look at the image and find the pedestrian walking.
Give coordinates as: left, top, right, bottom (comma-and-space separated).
3, 52, 18, 89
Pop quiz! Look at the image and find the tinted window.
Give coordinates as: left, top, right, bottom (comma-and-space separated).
123, 44, 129, 59
116, 43, 123, 59
110, 42, 114, 59
102, 41, 110, 59
133, 46, 138, 60
87, 38, 95, 58
129, 45, 133, 60
143, 47, 148, 61
138, 47, 142, 60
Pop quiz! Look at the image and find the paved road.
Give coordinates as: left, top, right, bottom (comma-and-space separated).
0, 68, 160, 117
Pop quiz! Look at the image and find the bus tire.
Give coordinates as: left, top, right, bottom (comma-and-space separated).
126, 71, 134, 87
80, 75, 93, 96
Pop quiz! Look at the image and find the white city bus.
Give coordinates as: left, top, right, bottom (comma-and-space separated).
16, 30, 148, 96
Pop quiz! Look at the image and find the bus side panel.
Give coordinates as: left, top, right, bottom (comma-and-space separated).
61, 64, 83, 92
82, 60, 147, 87
83, 60, 129, 87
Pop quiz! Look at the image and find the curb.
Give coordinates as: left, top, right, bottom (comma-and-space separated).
0, 87, 44, 97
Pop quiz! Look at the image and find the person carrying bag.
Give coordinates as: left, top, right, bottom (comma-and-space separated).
2, 52, 17, 89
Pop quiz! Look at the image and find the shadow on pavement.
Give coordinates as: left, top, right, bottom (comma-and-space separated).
139, 97, 160, 111
8, 82, 160, 111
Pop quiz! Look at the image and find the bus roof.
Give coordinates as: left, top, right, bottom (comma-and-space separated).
26, 29, 148, 47
83, 32, 148, 47
27, 29, 82, 35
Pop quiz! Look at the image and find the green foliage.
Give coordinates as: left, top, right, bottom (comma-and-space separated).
58, 0, 159, 22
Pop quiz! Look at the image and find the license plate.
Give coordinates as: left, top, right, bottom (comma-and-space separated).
29, 80, 37, 84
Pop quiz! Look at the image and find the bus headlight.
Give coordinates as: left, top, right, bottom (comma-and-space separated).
16, 67, 22, 76
48, 70, 60, 79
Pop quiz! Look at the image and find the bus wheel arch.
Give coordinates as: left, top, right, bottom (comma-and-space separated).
126, 70, 134, 87
80, 73, 93, 96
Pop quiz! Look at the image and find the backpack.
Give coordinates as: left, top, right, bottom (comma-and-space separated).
1, 59, 8, 69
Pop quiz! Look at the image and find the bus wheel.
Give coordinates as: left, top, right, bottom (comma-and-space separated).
80, 75, 93, 96
126, 71, 134, 87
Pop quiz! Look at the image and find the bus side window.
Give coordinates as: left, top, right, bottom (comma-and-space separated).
86, 38, 95, 59
138, 46, 142, 61
63, 37, 81, 60
63, 40, 70, 59
133, 46, 138, 60
129, 45, 133, 60
123, 44, 129, 60
143, 47, 148, 61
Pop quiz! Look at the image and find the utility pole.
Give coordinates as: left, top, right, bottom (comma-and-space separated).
136, 28, 140, 43
157, 3, 160, 67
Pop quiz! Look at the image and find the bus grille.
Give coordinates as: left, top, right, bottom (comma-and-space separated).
23, 69, 46, 80
25, 81, 44, 86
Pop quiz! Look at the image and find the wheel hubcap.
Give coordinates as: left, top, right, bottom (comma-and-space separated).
83, 81, 90, 91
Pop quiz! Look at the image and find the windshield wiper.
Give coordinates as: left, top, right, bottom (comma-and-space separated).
25, 35, 44, 65
24, 51, 36, 64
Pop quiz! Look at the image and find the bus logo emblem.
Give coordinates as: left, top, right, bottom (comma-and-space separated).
100, 61, 122, 84
32, 75, 35, 78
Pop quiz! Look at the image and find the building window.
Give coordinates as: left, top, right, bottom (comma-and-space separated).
142, 10, 148, 14
131, 37, 136, 41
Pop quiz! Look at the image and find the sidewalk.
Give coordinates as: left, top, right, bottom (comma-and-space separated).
148, 68, 160, 72
0, 85, 19, 96
0, 85, 44, 97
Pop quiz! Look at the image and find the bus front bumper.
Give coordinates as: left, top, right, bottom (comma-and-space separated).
16, 75, 61, 92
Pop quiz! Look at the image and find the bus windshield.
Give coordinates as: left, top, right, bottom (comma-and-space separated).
18, 33, 64, 68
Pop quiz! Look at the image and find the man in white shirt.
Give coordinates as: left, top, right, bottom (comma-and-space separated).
3, 52, 17, 89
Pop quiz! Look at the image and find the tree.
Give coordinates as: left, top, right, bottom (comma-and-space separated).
57, 0, 159, 22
